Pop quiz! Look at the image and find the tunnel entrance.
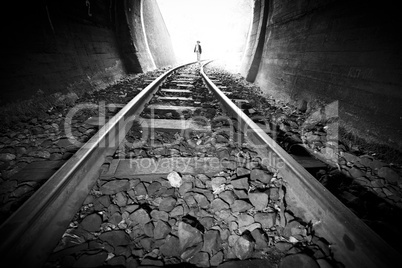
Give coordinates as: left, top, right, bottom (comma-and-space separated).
156, 0, 253, 70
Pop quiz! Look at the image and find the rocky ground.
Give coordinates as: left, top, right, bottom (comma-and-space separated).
204, 62, 402, 253
1, 62, 402, 267
44, 65, 339, 268
0, 68, 168, 224
45, 168, 337, 268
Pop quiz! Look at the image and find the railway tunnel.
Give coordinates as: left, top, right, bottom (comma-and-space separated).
1, 0, 402, 267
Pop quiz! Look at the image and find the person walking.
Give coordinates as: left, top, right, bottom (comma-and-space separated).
194, 41, 202, 62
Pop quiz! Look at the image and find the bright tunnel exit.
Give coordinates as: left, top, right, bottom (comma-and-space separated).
157, 0, 253, 71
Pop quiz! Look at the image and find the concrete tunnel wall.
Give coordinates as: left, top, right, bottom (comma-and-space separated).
241, 0, 402, 151
0, 0, 176, 105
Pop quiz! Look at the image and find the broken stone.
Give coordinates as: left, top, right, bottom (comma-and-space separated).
178, 222, 203, 250
275, 241, 293, 252
169, 205, 184, 218
250, 169, 272, 184
237, 213, 254, 228
370, 179, 385, 188
348, 167, 364, 179
129, 208, 151, 226
342, 152, 359, 163
93, 196, 110, 211
126, 257, 139, 268
199, 216, 214, 230
100, 180, 130, 195
147, 181, 162, 196
210, 198, 230, 213
134, 182, 147, 196
144, 222, 154, 237
189, 251, 210, 267
107, 204, 120, 218
283, 221, 304, 238
159, 196, 177, 212
179, 181, 193, 196
219, 191, 235, 205
194, 193, 210, 208
231, 200, 253, 213
248, 192, 269, 210
233, 236, 254, 260
237, 167, 250, 177
167, 171, 183, 188
231, 177, 249, 190
251, 228, 268, 249
99, 230, 131, 248
202, 229, 221, 254
215, 209, 235, 222
233, 189, 248, 199
114, 192, 128, 207
109, 212, 122, 226
211, 176, 226, 191
140, 238, 153, 252
239, 222, 261, 234
0, 153, 16, 162
184, 194, 198, 208
159, 235, 181, 257
197, 174, 210, 183
181, 242, 203, 262
378, 167, 400, 184
154, 220, 171, 240
210, 251, 224, 266
254, 212, 276, 229
80, 214, 102, 232
195, 177, 206, 188
269, 187, 280, 201
354, 176, 371, 186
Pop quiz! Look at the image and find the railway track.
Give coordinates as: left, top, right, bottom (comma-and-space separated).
0, 61, 399, 267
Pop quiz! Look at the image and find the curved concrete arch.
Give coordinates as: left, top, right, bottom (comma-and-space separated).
0, 0, 176, 104
123, 0, 157, 72
241, 0, 271, 82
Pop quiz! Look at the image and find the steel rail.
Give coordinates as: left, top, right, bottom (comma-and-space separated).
0, 61, 197, 267
200, 60, 399, 268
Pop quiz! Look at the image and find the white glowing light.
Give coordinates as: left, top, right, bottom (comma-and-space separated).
157, 0, 252, 70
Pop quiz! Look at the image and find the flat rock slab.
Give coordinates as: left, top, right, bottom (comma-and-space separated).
11, 160, 65, 182
146, 105, 200, 112
101, 157, 223, 179
175, 84, 194, 88
170, 80, 194, 83
138, 118, 211, 132
178, 74, 197, 78
160, 89, 192, 94
291, 155, 327, 169
231, 99, 249, 104
157, 96, 193, 101
85, 117, 210, 132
